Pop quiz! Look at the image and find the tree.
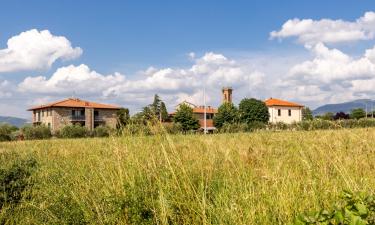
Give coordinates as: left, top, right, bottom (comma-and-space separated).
213, 102, 239, 128
321, 112, 334, 120
350, 108, 366, 120
151, 94, 161, 116
302, 107, 313, 121
238, 98, 269, 124
173, 104, 200, 132
116, 108, 130, 128
333, 112, 350, 120
160, 102, 169, 122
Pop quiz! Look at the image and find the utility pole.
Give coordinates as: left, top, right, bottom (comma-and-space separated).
203, 86, 207, 134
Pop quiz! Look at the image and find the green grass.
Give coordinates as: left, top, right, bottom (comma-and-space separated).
0, 128, 375, 224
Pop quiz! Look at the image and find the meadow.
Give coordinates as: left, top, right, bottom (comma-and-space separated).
0, 128, 375, 224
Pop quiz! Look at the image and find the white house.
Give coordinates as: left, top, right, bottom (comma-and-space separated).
265, 98, 304, 124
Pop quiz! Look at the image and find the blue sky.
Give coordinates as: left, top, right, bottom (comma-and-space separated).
1, 1, 375, 118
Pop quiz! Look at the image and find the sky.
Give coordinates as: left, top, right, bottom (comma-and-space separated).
1, 0, 375, 118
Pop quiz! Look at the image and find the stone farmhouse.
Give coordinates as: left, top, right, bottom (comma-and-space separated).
28, 98, 120, 133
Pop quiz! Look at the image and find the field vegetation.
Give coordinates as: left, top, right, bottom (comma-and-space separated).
0, 127, 375, 224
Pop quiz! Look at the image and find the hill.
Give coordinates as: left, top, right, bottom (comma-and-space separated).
0, 116, 28, 127
313, 99, 375, 115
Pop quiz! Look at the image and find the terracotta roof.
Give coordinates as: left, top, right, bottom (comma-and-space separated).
28, 98, 121, 111
193, 107, 218, 114
265, 98, 303, 107
170, 106, 218, 115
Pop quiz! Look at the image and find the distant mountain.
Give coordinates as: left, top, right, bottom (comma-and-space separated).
313, 99, 375, 115
0, 116, 29, 127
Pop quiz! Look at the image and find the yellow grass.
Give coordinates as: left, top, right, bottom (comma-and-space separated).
0, 128, 375, 224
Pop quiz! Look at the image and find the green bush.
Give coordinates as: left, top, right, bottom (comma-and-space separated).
93, 125, 112, 137
0, 124, 18, 142
162, 122, 183, 134
59, 124, 88, 138
218, 123, 247, 133
0, 156, 38, 209
21, 125, 51, 140
246, 121, 267, 131
294, 191, 375, 224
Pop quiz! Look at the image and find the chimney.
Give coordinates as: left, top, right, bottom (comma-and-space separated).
222, 87, 233, 104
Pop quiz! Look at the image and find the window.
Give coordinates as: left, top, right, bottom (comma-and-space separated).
42, 110, 44, 117
288, 109, 292, 116
278, 109, 281, 116
47, 123, 51, 129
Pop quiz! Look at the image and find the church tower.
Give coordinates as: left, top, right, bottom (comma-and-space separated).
222, 87, 233, 104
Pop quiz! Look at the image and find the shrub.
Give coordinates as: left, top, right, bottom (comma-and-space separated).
294, 191, 375, 224
0, 124, 18, 142
350, 108, 366, 120
21, 125, 51, 140
59, 124, 88, 138
218, 123, 247, 133
246, 121, 267, 131
162, 122, 182, 134
0, 156, 38, 209
94, 125, 112, 137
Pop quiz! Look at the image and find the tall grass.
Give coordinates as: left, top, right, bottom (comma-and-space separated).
0, 128, 375, 224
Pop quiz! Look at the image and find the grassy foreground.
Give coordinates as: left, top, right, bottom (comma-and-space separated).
0, 128, 375, 224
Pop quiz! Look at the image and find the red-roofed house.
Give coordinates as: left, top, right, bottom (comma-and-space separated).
265, 98, 304, 124
28, 98, 121, 133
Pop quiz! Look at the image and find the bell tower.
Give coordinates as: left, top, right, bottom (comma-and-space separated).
222, 87, 233, 104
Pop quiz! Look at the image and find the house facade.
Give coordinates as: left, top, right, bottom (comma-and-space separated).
28, 98, 121, 133
265, 98, 303, 124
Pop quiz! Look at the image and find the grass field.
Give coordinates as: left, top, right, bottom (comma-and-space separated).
0, 128, 375, 224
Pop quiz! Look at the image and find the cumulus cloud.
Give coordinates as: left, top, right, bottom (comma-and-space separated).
18, 53, 266, 111
19, 64, 124, 95
270, 11, 375, 45
279, 42, 375, 105
0, 29, 82, 73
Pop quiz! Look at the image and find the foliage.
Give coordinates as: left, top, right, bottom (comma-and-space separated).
116, 108, 130, 129
213, 102, 239, 129
0, 124, 18, 142
160, 102, 169, 122
162, 122, 182, 134
334, 111, 350, 120
302, 107, 313, 121
94, 125, 112, 137
218, 122, 247, 133
59, 124, 88, 138
238, 98, 269, 124
350, 108, 366, 120
21, 125, 51, 140
294, 191, 375, 225
0, 155, 38, 210
173, 103, 200, 132
151, 94, 162, 116
320, 112, 334, 120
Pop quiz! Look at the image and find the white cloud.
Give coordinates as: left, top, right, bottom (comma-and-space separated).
18, 53, 266, 111
19, 64, 124, 95
278, 43, 375, 106
270, 11, 375, 45
0, 29, 82, 73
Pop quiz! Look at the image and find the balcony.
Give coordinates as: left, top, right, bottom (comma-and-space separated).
94, 116, 104, 121
69, 115, 86, 121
